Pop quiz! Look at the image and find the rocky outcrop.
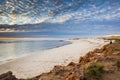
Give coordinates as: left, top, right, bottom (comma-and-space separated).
35, 43, 120, 80
0, 71, 18, 80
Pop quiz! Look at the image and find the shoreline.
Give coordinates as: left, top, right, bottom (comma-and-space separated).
0, 40, 72, 65
0, 38, 108, 78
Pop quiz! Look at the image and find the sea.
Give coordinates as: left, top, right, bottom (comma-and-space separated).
0, 40, 71, 62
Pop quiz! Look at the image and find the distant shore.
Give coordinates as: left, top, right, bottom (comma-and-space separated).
0, 37, 65, 41
0, 38, 108, 78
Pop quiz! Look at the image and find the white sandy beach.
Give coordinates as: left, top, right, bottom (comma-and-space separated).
0, 38, 108, 78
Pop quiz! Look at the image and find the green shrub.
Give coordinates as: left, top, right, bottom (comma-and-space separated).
84, 63, 104, 80
114, 39, 120, 44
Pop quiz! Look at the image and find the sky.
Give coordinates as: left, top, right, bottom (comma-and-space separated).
0, 0, 120, 37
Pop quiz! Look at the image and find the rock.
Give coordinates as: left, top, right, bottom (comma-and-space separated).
102, 43, 120, 55
116, 61, 120, 71
80, 76, 86, 80
79, 57, 83, 63
112, 51, 120, 55
93, 48, 103, 53
65, 69, 85, 80
0, 71, 18, 80
68, 62, 76, 66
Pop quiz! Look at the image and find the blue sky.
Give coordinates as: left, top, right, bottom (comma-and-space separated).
0, 0, 120, 25
0, 0, 120, 37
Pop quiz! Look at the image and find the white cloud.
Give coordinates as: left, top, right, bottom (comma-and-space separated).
34, 17, 50, 24
0, 28, 25, 32
0, 14, 50, 25
49, 14, 72, 23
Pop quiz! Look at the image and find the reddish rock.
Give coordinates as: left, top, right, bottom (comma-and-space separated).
67, 62, 76, 66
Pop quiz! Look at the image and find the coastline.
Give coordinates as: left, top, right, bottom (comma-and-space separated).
0, 38, 108, 78
0, 39, 71, 65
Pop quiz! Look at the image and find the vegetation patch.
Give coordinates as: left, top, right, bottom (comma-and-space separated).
114, 39, 120, 44
84, 63, 104, 80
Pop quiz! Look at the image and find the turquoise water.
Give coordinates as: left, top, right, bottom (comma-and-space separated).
0, 40, 71, 61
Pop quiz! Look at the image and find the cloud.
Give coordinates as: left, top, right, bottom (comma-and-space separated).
0, 14, 50, 25
34, 17, 50, 24
0, 28, 25, 32
49, 14, 72, 23
0, 0, 120, 25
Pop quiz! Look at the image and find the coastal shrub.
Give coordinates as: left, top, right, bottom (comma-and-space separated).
84, 63, 104, 80
115, 39, 120, 44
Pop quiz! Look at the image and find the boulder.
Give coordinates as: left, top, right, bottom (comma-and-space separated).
0, 71, 18, 80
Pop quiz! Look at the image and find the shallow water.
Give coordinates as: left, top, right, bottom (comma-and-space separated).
0, 40, 71, 62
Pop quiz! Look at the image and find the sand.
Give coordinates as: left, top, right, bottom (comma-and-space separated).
0, 38, 108, 78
